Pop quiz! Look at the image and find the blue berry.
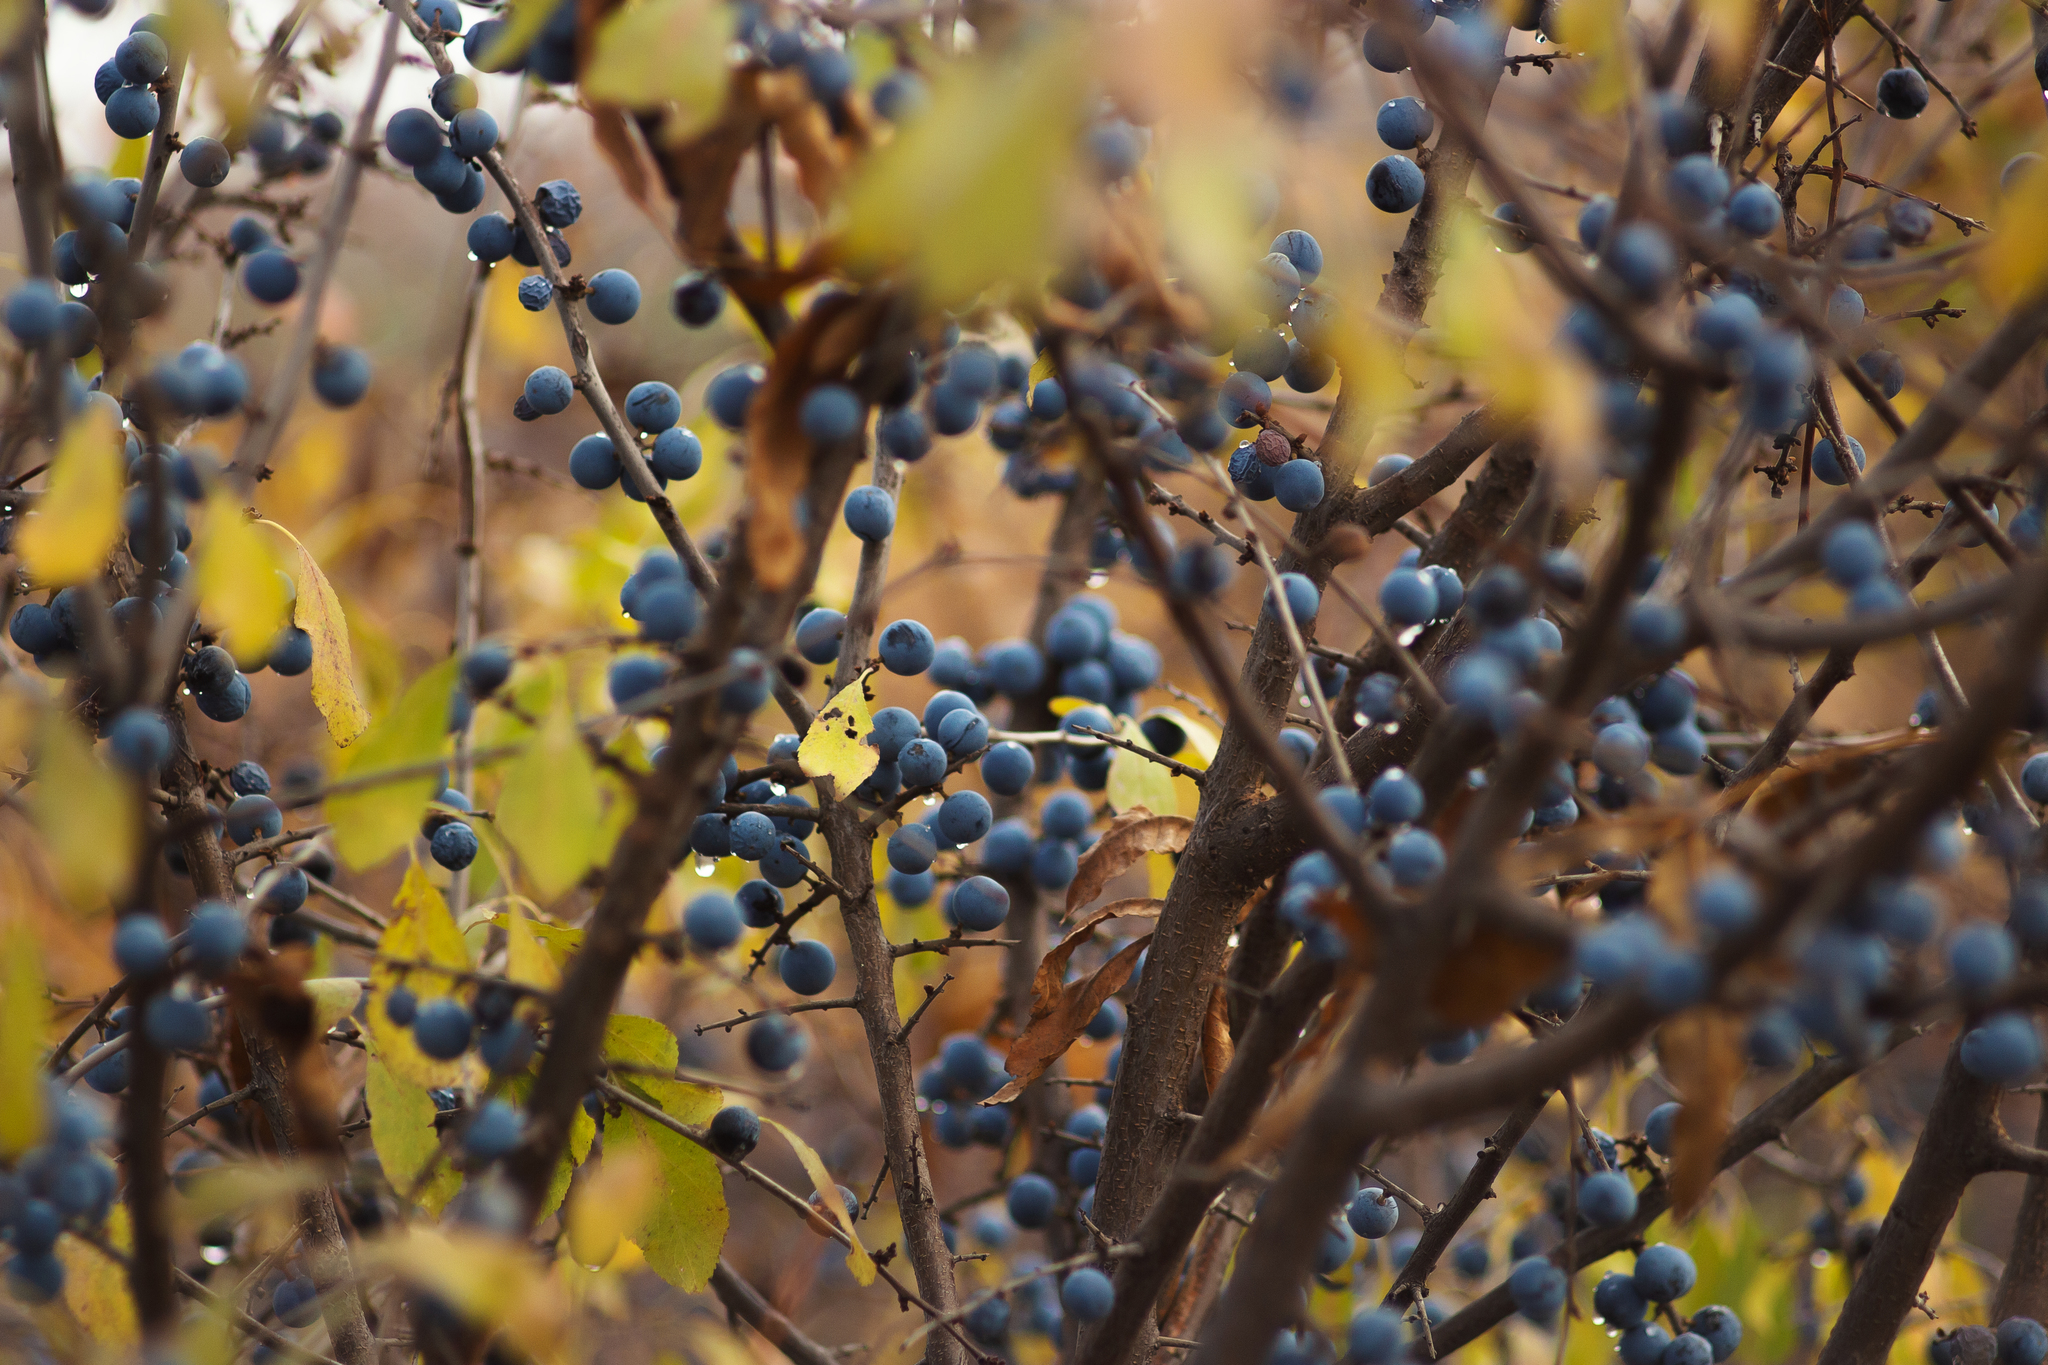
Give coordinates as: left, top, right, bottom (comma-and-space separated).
113, 914, 172, 976
625, 381, 682, 432
1006, 1173, 1057, 1228
430, 822, 479, 871
950, 876, 1009, 932
707, 364, 763, 430
413, 997, 474, 1059
1367, 155, 1426, 213
584, 268, 640, 324
980, 742, 1034, 796
844, 485, 896, 542
313, 346, 371, 407
518, 275, 554, 311
1632, 1243, 1696, 1302
523, 365, 573, 415
779, 940, 837, 996
1346, 1187, 1399, 1238
878, 618, 935, 675
467, 213, 517, 263
241, 249, 299, 304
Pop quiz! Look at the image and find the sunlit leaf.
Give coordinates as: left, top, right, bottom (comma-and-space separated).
367, 1057, 461, 1215
605, 1014, 680, 1072
57, 1207, 138, 1347
1983, 167, 2048, 299
366, 859, 473, 1088
325, 655, 458, 870
616, 1105, 727, 1292
361, 1226, 571, 1362
496, 692, 603, 903
304, 977, 364, 1038
841, 24, 1090, 306
505, 903, 561, 991
764, 1117, 874, 1285
17, 407, 121, 587
261, 521, 369, 746
581, 0, 733, 138
1105, 715, 1178, 817
32, 709, 136, 910
0, 923, 46, 1158
194, 494, 290, 661
165, 0, 255, 131
566, 1143, 658, 1270
800, 664, 881, 794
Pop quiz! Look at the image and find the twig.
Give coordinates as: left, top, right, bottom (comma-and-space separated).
694, 996, 861, 1035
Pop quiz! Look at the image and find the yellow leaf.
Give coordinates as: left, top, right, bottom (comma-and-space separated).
582, 0, 733, 138
325, 655, 457, 870
165, 0, 255, 130
17, 407, 122, 587
490, 909, 583, 970
304, 977, 364, 1037
566, 1145, 658, 1270
631, 1074, 721, 1126
605, 1014, 680, 1072
841, 25, 1089, 306
479, 0, 561, 72
617, 1104, 728, 1292
32, 709, 135, 909
258, 520, 368, 746
193, 494, 290, 660
763, 1117, 875, 1286
0, 922, 47, 1158
1983, 168, 2048, 299
497, 693, 604, 903
1141, 707, 1210, 757
505, 903, 561, 991
799, 665, 880, 794
360, 1226, 570, 1361
1106, 715, 1178, 817
366, 858, 472, 1088
366, 1057, 462, 1215
58, 1207, 138, 1347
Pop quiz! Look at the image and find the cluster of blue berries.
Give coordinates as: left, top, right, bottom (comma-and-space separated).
0, 1089, 122, 1305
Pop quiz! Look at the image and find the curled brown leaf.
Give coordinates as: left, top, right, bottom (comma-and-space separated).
1064, 808, 1192, 918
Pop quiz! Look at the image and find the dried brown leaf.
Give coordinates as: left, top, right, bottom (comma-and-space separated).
1427, 922, 1568, 1028
987, 929, 1152, 1105
587, 103, 671, 232
1655, 1008, 1743, 1217
1202, 982, 1232, 1097
1729, 730, 1933, 826
1064, 808, 1192, 918
741, 290, 888, 589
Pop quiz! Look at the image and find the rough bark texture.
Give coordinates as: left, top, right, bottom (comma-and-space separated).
1993, 1097, 2048, 1325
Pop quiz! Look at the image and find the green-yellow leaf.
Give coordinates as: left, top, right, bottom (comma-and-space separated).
605, 1014, 680, 1072
366, 859, 472, 1088
496, 693, 603, 904
1105, 715, 1177, 817
17, 407, 122, 587
193, 494, 290, 661
57, 1207, 138, 1347
504, 904, 561, 990
566, 1143, 658, 1270
0, 923, 47, 1158
304, 978, 364, 1037
581, 0, 732, 137
617, 1103, 727, 1292
32, 709, 136, 909
631, 1074, 722, 1126
325, 655, 457, 870
799, 665, 880, 795
764, 1117, 874, 1286
366, 1057, 462, 1214
841, 25, 1089, 307
260, 521, 369, 747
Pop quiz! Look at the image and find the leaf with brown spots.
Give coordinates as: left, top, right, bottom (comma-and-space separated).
742, 290, 888, 589
984, 909, 1153, 1104
1654, 1008, 1743, 1217
1064, 809, 1192, 918
1202, 982, 1232, 1096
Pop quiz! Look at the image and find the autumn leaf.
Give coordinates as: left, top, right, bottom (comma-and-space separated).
764, 1117, 874, 1286
58, 1207, 138, 1347
1105, 715, 1178, 817
17, 407, 121, 587
194, 493, 290, 661
743, 291, 888, 590
496, 691, 604, 904
566, 1144, 658, 1270
581, 0, 732, 136
1202, 982, 1232, 1096
800, 664, 880, 794
32, 709, 136, 910
365, 859, 472, 1088
1065, 809, 1192, 917
260, 520, 369, 747
0, 923, 47, 1158
325, 655, 458, 870
367, 1058, 461, 1215
988, 907, 1155, 1104
615, 1102, 728, 1291
1655, 1009, 1743, 1217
